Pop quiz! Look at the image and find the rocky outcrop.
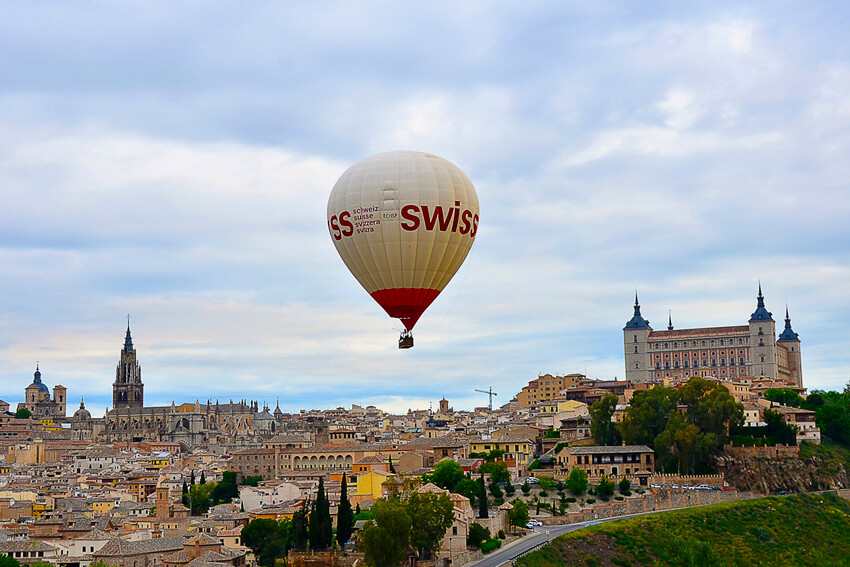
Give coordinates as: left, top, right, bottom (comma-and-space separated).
712, 445, 850, 494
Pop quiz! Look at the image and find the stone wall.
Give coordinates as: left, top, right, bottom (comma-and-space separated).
538, 487, 749, 526
724, 444, 800, 459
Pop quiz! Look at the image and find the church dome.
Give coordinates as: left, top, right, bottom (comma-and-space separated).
73, 399, 91, 421
29, 365, 49, 393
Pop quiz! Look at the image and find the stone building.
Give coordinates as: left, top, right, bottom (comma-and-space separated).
18, 365, 66, 420
624, 286, 803, 386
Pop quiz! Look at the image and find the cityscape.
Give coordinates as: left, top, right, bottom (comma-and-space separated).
2, 2, 850, 567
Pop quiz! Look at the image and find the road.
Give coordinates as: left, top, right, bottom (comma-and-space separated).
463, 524, 584, 567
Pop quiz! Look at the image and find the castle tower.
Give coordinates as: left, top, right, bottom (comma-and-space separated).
624, 293, 653, 383
113, 321, 144, 409
748, 284, 777, 379
777, 307, 803, 387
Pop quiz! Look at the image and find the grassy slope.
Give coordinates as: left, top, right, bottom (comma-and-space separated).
516, 493, 850, 567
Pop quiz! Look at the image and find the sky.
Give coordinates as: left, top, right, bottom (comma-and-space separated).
1, 2, 849, 418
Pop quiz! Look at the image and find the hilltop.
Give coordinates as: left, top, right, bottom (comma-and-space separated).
516, 492, 850, 567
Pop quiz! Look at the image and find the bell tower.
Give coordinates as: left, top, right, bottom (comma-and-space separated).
113, 319, 144, 409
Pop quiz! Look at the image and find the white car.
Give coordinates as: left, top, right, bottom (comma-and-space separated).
526, 520, 543, 528
526, 477, 540, 484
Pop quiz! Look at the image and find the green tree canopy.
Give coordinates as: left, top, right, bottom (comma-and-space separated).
454, 478, 479, 507
764, 388, 804, 408
0, 556, 20, 567
478, 473, 488, 519
467, 522, 490, 547
590, 394, 620, 445
13, 408, 31, 419
360, 500, 411, 567
309, 477, 333, 550
566, 466, 588, 495
407, 491, 455, 560
290, 506, 309, 551
508, 499, 529, 532
428, 459, 465, 491
336, 474, 355, 547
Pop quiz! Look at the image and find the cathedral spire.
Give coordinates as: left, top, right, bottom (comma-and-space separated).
124, 316, 134, 351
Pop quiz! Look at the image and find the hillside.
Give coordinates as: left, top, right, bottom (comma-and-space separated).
713, 440, 850, 494
516, 492, 850, 567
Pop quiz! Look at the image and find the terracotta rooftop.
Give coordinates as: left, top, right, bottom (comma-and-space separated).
648, 326, 749, 339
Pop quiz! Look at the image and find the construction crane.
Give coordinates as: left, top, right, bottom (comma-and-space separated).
475, 387, 498, 411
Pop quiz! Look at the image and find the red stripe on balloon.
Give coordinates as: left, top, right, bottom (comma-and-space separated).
370, 288, 442, 330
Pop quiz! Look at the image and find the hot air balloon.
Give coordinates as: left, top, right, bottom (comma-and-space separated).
327, 151, 480, 348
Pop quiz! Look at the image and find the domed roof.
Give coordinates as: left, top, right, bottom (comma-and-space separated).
73, 399, 91, 421
29, 365, 49, 393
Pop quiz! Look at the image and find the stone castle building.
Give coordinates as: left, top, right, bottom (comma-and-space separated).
623, 285, 802, 386
17, 365, 66, 419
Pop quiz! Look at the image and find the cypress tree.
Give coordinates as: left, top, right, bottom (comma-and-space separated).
336, 475, 354, 547
309, 478, 333, 550
478, 472, 488, 519
190, 470, 196, 486
200, 470, 206, 485
182, 481, 189, 506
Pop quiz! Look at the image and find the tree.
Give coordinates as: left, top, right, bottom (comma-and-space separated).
618, 386, 677, 447
13, 408, 31, 419
596, 476, 615, 500
187, 482, 216, 515
212, 471, 239, 504
407, 491, 455, 560
488, 482, 503, 500
336, 474, 354, 547
764, 409, 799, 445
360, 499, 411, 567
388, 456, 396, 474
521, 481, 531, 495
309, 477, 333, 550
566, 467, 588, 495
290, 506, 309, 550
544, 428, 560, 439
507, 499, 529, 533
454, 478, 479, 507
618, 478, 631, 495
190, 470, 196, 486
242, 519, 281, 567
480, 461, 510, 484
241, 475, 264, 486
199, 470, 206, 485
467, 523, 490, 547
477, 473, 488, 519
0, 557, 20, 567
764, 388, 804, 408
429, 459, 465, 491
589, 394, 620, 446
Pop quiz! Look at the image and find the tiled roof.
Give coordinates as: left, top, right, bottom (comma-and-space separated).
648, 326, 748, 339
568, 445, 653, 455
95, 536, 187, 557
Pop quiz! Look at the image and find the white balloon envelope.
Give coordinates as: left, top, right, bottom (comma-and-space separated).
327, 151, 480, 338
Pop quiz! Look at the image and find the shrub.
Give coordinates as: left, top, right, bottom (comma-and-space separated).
539, 490, 548, 498
497, 529, 506, 539
586, 498, 596, 504
480, 538, 502, 554
615, 496, 624, 501
618, 478, 632, 494
467, 523, 490, 548
565, 497, 576, 503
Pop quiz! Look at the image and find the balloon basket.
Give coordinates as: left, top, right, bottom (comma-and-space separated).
399, 330, 414, 349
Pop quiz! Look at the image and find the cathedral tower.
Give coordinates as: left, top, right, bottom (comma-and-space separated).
113, 321, 144, 409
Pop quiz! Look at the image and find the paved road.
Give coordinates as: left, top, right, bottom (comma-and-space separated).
463, 524, 583, 567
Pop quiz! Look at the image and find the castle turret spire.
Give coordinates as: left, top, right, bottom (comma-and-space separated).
749, 283, 773, 322
778, 306, 800, 341
668, 310, 673, 331
624, 292, 651, 329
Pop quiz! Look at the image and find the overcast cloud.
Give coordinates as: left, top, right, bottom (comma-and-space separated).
1, 1, 849, 416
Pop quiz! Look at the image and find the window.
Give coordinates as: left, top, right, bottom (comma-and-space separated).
720, 340, 724, 346
760, 356, 765, 362
711, 340, 715, 346
635, 363, 639, 369
453, 526, 458, 535
721, 358, 726, 366
655, 362, 661, 369
664, 342, 669, 348
634, 335, 637, 343
634, 346, 638, 353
